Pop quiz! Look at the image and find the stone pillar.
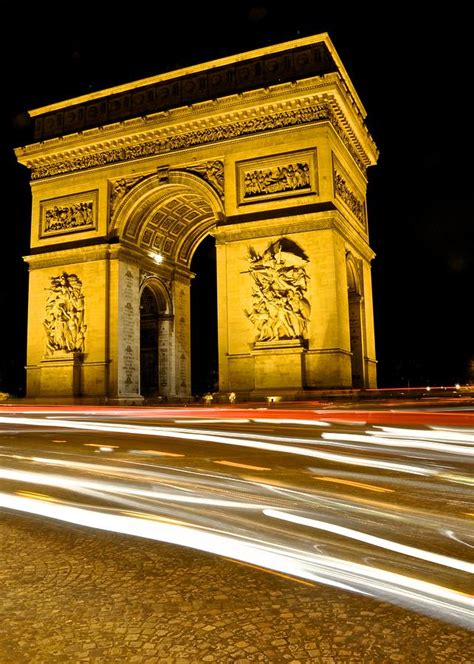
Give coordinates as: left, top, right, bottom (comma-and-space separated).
361, 260, 377, 387
116, 262, 141, 399
173, 277, 192, 398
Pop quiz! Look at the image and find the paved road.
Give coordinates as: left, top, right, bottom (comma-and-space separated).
0, 405, 473, 662
1, 511, 472, 664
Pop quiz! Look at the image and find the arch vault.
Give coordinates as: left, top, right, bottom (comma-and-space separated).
17, 33, 378, 401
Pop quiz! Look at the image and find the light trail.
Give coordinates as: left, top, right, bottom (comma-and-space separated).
0, 491, 472, 629
1, 409, 473, 630
312, 476, 394, 493
0, 416, 437, 475
263, 509, 474, 574
321, 431, 474, 456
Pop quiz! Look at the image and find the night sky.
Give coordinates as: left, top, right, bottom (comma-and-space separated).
1, 5, 472, 394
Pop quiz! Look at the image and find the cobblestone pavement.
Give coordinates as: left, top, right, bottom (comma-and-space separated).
0, 512, 472, 664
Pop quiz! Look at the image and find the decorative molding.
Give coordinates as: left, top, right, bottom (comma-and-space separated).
244, 237, 311, 343
332, 156, 367, 227
40, 191, 97, 238
29, 102, 366, 180
237, 149, 316, 205
183, 161, 224, 198
44, 272, 86, 355
110, 176, 148, 217
32, 40, 338, 142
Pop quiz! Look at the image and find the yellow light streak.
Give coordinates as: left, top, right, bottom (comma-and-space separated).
121, 511, 191, 527
214, 460, 271, 471
130, 449, 185, 457
225, 558, 316, 588
15, 490, 58, 503
313, 476, 394, 493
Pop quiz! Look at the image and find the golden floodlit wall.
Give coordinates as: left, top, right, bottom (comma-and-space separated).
17, 33, 378, 401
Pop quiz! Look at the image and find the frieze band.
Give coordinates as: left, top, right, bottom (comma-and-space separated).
30, 103, 364, 180
333, 157, 366, 226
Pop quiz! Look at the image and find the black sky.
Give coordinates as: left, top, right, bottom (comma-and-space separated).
1, 4, 472, 393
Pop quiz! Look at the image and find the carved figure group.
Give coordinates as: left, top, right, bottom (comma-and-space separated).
43, 273, 86, 355
44, 202, 93, 233
245, 239, 311, 342
334, 171, 366, 225
244, 162, 310, 198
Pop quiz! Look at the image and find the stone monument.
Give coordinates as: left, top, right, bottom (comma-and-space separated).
16, 33, 378, 401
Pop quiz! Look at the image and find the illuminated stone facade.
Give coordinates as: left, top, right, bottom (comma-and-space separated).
17, 34, 378, 400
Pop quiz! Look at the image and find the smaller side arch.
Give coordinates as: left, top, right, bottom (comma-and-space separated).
139, 275, 173, 316
345, 251, 365, 388
346, 252, 362, 296
138, 276, 174, 400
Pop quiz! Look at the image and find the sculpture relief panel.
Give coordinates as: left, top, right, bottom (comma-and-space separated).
183, 160, 224, 198
44, 273, 86, 355
237, 150, 317, 205
40, 192, 97, 238
332, 156, 367, 227
244, 238, 311, 344
109, 175, 148, 219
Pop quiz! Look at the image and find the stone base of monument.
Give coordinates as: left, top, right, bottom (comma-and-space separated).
38, 352, 83, 397
252, 339, 306, 391
105, 396, 145, 405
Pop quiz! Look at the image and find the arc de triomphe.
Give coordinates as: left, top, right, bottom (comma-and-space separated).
16, 33, 378, 402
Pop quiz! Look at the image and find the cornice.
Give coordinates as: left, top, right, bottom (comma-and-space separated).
24, 244, 113, 269
17, 75, 376, 180
215, 209, 374, 262
214, 212, 336, 243
19, 75, 339, 158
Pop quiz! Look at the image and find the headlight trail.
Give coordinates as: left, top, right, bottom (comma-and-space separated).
263, 509, 474, 574
0, 416, 437, 475
0, 491, 472, 630
1, 410, 473, 630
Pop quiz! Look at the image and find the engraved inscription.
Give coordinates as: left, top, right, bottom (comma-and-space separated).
121, 269, 137, 391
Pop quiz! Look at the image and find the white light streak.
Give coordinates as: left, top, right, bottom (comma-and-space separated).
0, 416, 434, 475
263, 509, 474, 574
321, 431, 474, 456
0, 492, 472, 629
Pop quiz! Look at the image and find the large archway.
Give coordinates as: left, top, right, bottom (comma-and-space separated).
111, 170, 223, 400
191, 234, 217, 396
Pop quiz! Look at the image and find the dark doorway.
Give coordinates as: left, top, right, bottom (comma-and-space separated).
348, 294, 364, 388
191, 234, 218, 396
140, 286, 159, 395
